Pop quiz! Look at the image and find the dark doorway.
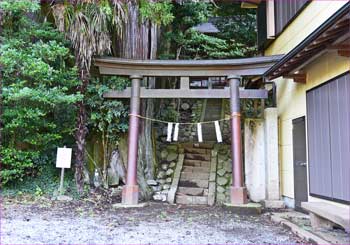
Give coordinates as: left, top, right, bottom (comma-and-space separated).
293, 116, 308, 212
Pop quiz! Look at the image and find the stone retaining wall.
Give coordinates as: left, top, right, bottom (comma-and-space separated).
214, 144, 232, 204
151, 144, 179, 201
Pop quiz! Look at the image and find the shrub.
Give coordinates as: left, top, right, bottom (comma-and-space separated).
0, 148, 39, 185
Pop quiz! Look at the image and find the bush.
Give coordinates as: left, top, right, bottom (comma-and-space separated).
0, 148, 39, 185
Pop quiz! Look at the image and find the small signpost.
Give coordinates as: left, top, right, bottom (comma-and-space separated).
56, 147, 72, 195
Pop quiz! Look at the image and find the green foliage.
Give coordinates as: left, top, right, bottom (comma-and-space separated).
0, 0, 39, 16
2, 163, 80, 198
86, 76, 129, 187
0, 0, 80, 185
86, 76, 130, 140
61, 0, 118, 71
159, 106, 179, 122
160, 2, 256, 59
0, 148, 38, 185
139, 0, 174, 25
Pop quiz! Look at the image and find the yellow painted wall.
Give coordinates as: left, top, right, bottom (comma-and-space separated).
276, 52, 349, 207
265, 1, 348, 55
265, 0, 349, 208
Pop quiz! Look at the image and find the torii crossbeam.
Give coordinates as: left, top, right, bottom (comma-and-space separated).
95, 56, 282, 206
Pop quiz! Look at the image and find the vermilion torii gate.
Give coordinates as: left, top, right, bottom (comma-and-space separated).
95, 56, 281, 206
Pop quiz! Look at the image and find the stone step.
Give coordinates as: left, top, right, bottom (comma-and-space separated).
176, 194, 208, 205
179, 179, 209, 188
182, 166, 209, 173
184, 147, 209, 155
182, 143, 214, 149
184, 160, 210, 168
180, 171, 210, 180
177, 187, 204, 196
185, 153, 210, 161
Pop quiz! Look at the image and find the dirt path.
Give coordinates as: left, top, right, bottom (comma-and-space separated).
1, 197, 305, 244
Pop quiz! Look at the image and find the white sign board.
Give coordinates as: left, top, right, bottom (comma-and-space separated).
56, 147, 72, 168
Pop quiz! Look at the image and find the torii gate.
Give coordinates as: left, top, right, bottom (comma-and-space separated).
95, 55, 281, 206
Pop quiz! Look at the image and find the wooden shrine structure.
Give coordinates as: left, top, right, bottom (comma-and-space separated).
94, 55, 282, 206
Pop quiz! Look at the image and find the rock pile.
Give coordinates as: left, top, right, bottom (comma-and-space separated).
151, 144, 179, 202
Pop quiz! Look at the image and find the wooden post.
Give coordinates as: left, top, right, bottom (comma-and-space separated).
228, 75, 248, 204
59, 168, 65, 195
122, 75, 142, 205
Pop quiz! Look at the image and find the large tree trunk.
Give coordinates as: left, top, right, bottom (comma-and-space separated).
116, 1, 158, 200
75, 67, 89, 194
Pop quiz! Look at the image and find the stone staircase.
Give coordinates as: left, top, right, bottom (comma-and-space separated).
175, 143, 215, 205
202, 99, 222, 141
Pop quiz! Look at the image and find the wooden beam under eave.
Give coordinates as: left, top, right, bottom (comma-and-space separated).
337, 50, 350, 57
328, 44, 350, 57
283, 74, 306, 84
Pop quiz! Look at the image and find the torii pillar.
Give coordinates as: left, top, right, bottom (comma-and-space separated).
229, 75, 248, 204
122, 75, 142, 205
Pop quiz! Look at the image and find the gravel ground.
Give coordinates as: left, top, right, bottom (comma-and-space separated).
1, 196, 306, 244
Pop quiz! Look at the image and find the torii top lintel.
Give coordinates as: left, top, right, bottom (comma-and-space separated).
94, 55, 282, 77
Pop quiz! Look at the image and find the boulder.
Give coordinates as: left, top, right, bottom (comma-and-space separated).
163, 184, 170, 190
217, 185, 226, 193
167, 152, 178, 162
181, 103, 190, 110
216, 193, 226, 202
167, 145, 178, 151
153, 193, 167, 201
217, 168, 226, 177
161, 163, 169, 171
165, 177, 172, 183
107, 167, 119, 186
151, 186, 162, 192
157, 171, 166, 179
161, 190, 169, 195
158, 179, 166, 185
169, 162, 176, 168
166, 168, 174, 176
147, 179, 158, 186
224, 160, 232, 172
160, 149, 168, 159
217, 176, 228, 186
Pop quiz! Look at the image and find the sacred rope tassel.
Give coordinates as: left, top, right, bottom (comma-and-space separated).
197, 123, 203, 143
214, 121, 222, 143
173, 123, 179, 141
166, 122, 173, 142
